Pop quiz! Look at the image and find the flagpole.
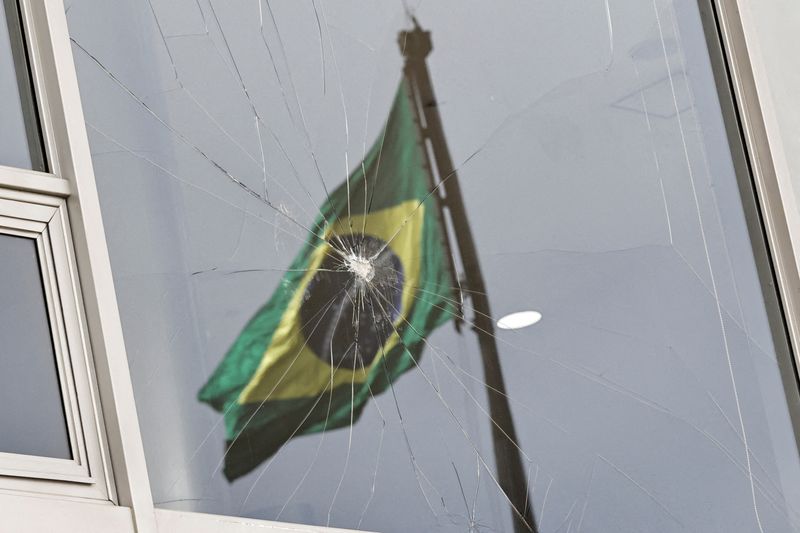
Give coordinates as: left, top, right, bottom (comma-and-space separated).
399, 20, 538, 533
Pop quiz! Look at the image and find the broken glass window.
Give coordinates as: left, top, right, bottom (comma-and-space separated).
67, 0, 800, 531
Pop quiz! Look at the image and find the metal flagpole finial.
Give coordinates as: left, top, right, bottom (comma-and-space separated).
398, 17, 432, 59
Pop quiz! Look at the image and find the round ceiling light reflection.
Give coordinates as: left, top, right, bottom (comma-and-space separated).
496, 310, 542, 330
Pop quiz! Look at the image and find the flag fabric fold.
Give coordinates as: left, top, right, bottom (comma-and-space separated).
198, 81, 455, 481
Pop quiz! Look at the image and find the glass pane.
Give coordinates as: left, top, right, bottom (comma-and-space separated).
70, 0, 800, 531
0, 234, 70, 459
0, 0, 45, 171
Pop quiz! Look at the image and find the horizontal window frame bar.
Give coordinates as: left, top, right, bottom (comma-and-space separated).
0, 165, 70, 197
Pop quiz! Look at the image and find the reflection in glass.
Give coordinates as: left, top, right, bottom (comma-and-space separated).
0, 0, 45, 171
70, 0, 800, 531
197, 84, 456, 483
0, 234, 71, 459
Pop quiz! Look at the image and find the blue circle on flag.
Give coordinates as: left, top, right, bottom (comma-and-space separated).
300, 234, 404, 370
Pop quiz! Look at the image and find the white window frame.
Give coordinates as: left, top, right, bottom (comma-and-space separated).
0, 0, 152, 528
0, 188, 112, 499
713, 0, 800, 374
1, 0, 800, 532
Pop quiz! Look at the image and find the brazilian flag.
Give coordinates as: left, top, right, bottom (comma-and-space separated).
198, 82, 456, 481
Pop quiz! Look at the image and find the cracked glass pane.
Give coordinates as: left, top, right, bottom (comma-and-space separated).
68, 0, 800, 531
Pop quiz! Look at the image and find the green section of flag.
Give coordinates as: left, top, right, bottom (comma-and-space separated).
198, 82, 455, 481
